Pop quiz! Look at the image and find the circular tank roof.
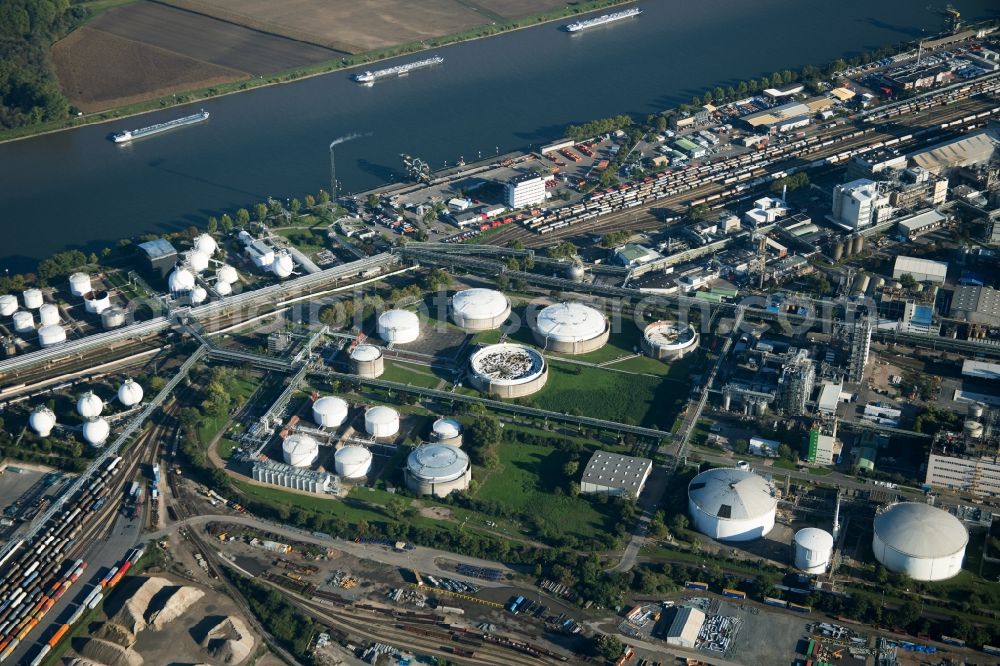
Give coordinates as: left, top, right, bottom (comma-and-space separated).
644, 321, 697, 348
432, 418, 462, 439
452, 288, 509, 321
534, 302, 607, 342
688, 468, 777, 521
283, 433, 318, 454
366, 405, 398, 424
469, 343, 545, 386
407, 444, 469, 482
351, 344, 382, 362
874, 502, 968, 559
335, 446, 372, 466
794, 527, 834, 551
379, 309, 419, 332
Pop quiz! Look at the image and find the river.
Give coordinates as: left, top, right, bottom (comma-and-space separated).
0, 0, 997, 271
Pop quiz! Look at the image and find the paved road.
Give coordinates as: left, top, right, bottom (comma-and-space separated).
610, 465, 670, 573
148, 513, 516, 586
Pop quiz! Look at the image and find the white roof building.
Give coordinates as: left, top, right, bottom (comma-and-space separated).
817, 382, 842, 416
962, 359, 1000, 381
892, 256, 948, 284
664, 607, 705, 649
580, 450, 652, 497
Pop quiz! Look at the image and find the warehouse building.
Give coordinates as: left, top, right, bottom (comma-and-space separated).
138, 238, 179, 278
892, 256, 948, 284
663, 607, 705, 649
739, 101, 810, 131
580, 450, 653, 497
614, 243, 662, 267
951, 285, 1000, 326
908, 125, 1000, 173
897, 209, 946, 240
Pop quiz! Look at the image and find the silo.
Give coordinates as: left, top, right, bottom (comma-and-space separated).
754, 400, 768, 417
968, 403, 985, 419
84, 290, 111, 315
334, 445, 372, 479
38, 304, 60, 327
69, 272, 92, 297
852, 234, 865, 254
312, 396, 349, 428
793, 528, 834, 575
365, 406, 400, 438
349, 344, 385, 378
282, 433, 319, 467
38, 325, 67, 348
12, 310, 34, 333
29, 407, 56, 437
0, 294, 17, 317
22, 288, 43, 310
854, 275, 870, 296
101, 307, 127, 330
831, 241, 845, 261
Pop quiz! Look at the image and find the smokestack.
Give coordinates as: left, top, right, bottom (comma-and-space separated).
832, 488, 841, 538
329, 144, 337, 203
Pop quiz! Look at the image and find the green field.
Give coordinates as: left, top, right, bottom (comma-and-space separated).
474, 441, 615, 541
379, 360, 447, 388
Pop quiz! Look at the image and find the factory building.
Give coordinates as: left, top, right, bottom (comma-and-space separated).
892, 256, 948, 284
888, 169, 948, 210
925, 453, 1000, 497
776, 349, 815, 416
739, 101, 811, 132
950, 285, 1000, 326
962, 359, 1000, 381
873, 502, 967, 581
846, 149, 908, 181
896, 209, 946, 240
663, 607, 705, 649
831, 179, 893, 230
505, 173, 547, 209
804, 429, 837, 465
743, 196, 789, 228
137, 239, 178, 278
252, 458, 336, 494
688, 468, 777, 542
579, 450, 653, 497
614, 243, 662, 268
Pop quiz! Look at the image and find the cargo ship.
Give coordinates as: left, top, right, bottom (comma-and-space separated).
112, 110, 210, 143
563, 7, 642, 32
352, 56, 444, 85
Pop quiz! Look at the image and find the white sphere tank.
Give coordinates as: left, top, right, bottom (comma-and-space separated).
187, 250, 210, 273
688, 467, 777, 542
118, 379, 144, 407
12, 310, 34, 333
38, 325, 67, 348
38, 303, 60, 326
168, 268, 196, 293
194, 233, 218, 256
84, 290, 111, 315
794, 528, 834, 575
334, 445, 372, 479
29, 407, 56, 437
450, 288, 511, 330
77, 391, 104, 419
873, 502, 968, 581
282, 433, 319, 467
431, 418, 463, 445
377, 309, 420, 344
189, 286, 208, 305
271, 252, 294, 278
216, 280, 232, 296
216, 264, 238, 284
69, 272, 92, 297
83, 418, 110, 447
312, 396, 349, 428
365, 406, 400, 438
22, 288, 43, 310
0, 294, 17, 317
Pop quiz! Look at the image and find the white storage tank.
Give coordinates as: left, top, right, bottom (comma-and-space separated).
194, 233, 218, 256
118, 379, 144, 407
450, 288, 511, 331
793, 528, 834, 575
101, 307, 127, 330
84, 290, 111, 315
69, 272, 92, 297
216, 280, 232, 296
963, 420, 984, 439
873, 502, 967, 581
334, 445, 372, 479
468, 343, 548, 398
349, 344, 385, 378
271, 252, 294, 278
189, 286, 208, 305
688, 467, 777, 542
77, 391, 104, 419
29, 406, 56, 437
641, 321, 700, 361
217, 264, 238, 285
168, 267, 196, 293
0, 294, 17, 317
365, 406, 400, 438
188, 250, 210, 273
82, 417, 110, 447
377, 309, 420, 344
431, 418, 463, 446
282, 433, 319, 468
38, 325, 67, 348
405, 444, 471, 497
531, 302, 610, 354
38, 303, 60, 327
22, 288, 43, 310
312, 396, 349, 428
12, 310, 34, 333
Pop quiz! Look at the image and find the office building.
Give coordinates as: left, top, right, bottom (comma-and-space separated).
504, 173, 546, 209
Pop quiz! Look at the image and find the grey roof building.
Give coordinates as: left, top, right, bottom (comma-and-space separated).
951, 285, 1000, 326
580, 450, 652, 497
137, 238, 178, 278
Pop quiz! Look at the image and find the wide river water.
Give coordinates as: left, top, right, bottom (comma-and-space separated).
1, 0, 997, 271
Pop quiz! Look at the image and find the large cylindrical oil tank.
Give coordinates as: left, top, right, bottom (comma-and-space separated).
84, 290, 111, 315
38, 325, 67, 348
793, 528, 834, 575
430, 418, 463, 446
365, 406, 400, 438
873, 502, 967, 581
282, 433, 319, 467
405, 444, 471, 497
101, 307, 127, 330
12, 310, 34, 333
964, 420, 984, 439
449, 288, 511, 331
334, 446, 372, 479
69, 272, 92, 297
0, 294, 17, 317
688, 468, 777, 541
38, 304, 59, 327
22, 288, 43, 310
378, 310, 420, 344
349, 344, 385, 378
312, 396, 349, 428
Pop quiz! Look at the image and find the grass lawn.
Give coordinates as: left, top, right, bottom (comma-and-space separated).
218, 438, 240, 460
602, 354, 673, 376
474, 442, 615, 541
233, 480, 388, 524
196, 376, 260, 445
275, 227, 328, 257
379, 360, 447, 389
526, 361, 682, 430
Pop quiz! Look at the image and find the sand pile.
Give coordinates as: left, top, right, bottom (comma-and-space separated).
149, 585, 204, 630
93, 621, 136, 647
77, 637, 144, 666
200, 616, 254, 664
112, 577, 170, 634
